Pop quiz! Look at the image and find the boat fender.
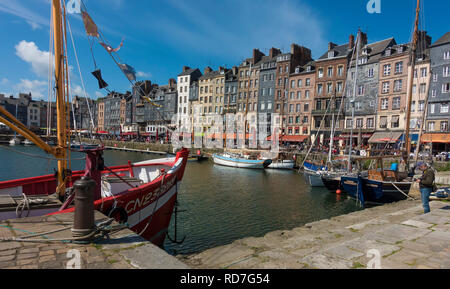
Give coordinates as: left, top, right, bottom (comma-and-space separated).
107, 206, 128, 224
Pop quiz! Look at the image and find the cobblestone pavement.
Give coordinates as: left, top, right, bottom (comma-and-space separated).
179, 200, 450, 269
0, 212, 188, 269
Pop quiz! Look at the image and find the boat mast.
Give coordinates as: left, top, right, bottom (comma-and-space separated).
52, 0, 68, 196
348, 30, 361, 172
405, 0, 421, 165
414, 73, 431, 163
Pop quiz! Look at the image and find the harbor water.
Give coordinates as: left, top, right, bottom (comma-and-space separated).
0, 145, 361, 255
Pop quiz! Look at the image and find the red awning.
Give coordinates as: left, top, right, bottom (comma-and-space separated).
120, 132, 137, 136
267, 135, 309, 143
96, 131, 109, 134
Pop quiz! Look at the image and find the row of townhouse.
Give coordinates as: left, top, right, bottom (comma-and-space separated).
173, 30, 450, 151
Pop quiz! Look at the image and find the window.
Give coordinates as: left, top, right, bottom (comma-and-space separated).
444, 67, 450, 77
420, 83, 427, 94
356, 118, 363, 128
338, 66, 344, 76
316, 100, 322, 110
391, 116, 400, 128
441, 122, 449, 132
430, 104, 435, 114
381, 98, 389, 110
441, 103, 449, 114
318, 68, 324, 78
358, 85, 365, 96
337, 82, 343, 92
421, 68, 427, 78
291, 80, 295, 88
411, 101, 416, 112
395, 62, 403, 74
297, 91, 301, 99
317, 84, 323, 94
327, 83, 333, 94
382, 82, 390, 93
392, 97, 401, 110
346, 119, 353, 129
305, 90, 310, 99
355, 101, 362, 111
443, 83, 450, 93
431, 89, 437, 98
289, 104, 294, 113
367, 118, 374, 128
305, 78, 311, 86
304, 103, 309, 112
433, 73, 438, 82
327, 67, 333, 77
298, 79, 302, 87
296, 104, 301, 112
428, 121, 435, 131
380, 116, 388, 128
368, 68, 374, 78
445, 51, 450, 60
419, 100, 425, 111
394, 80, 402, 92
383, 64, 391, 76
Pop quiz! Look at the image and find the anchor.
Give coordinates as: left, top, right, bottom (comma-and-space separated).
166, 200, 187, 244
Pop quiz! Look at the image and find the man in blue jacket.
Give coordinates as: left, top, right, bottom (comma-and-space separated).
416, 162, 435, 214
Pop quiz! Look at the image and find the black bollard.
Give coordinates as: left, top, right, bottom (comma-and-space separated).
71, 176, 96, 239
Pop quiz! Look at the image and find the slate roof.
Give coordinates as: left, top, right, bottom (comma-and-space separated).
317, 43, 350, 60
178, 68, 200, 77
431, 32, 450, 47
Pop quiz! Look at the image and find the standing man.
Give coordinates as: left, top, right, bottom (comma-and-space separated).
416, 162, 435, 214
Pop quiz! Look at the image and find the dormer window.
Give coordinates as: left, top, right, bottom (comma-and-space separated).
385, 49, 392, 56
295, 67, 300, 73
306, 66, 312, 72
328, 51, 335, 58
358, 57, 368, 65
398, 46, 404, 53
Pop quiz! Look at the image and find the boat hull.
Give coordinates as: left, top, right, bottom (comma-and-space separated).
303, 170, 325, 187
268, 160, 295, 170
341, 175, 412, 204
212, 154, 271, 169
0, 149, 189, 247
321, 175, 342, 192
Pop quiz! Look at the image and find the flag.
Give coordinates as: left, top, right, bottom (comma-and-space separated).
66, 0, 82, 14
99, 39, 124, 53
81, 11, 99, 37
91, 69, 108, 89
118, 63, 136, 82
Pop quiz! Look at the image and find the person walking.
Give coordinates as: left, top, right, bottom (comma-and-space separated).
416, 162, 435, 214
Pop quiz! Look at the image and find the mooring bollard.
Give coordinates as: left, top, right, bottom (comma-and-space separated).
71, 176, 96, 239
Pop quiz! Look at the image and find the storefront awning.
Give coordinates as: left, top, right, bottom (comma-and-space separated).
368, 131, 403, 143
267, 135, 309, 143
421, 133, 450, 144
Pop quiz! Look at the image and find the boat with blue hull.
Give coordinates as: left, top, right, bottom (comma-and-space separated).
212, 153, 272, 169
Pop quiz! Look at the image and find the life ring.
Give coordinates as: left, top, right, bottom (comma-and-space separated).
107, 206, 128, 224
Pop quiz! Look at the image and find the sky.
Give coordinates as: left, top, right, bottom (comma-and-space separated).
0, 0, 447, 101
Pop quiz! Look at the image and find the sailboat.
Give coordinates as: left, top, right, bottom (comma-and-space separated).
0, 0, 189, 247
340, 0, 423, 205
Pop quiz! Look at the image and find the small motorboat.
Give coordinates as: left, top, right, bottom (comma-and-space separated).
70, 142, 99, 150
23, 139, 34, 146
268, 160, 295, 170
9, 138, 21, 146
212, 153, 272, 169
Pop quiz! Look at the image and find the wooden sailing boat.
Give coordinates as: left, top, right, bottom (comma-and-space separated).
340, 0, 423, 205
0, 0, 188, 246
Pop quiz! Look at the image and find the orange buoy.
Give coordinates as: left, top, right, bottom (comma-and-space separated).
336, 190, 342, 194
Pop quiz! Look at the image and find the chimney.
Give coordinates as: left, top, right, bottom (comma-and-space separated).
182, 66, 190, 72
252, 49, 264, 64
417, 31, 432, 49
328, 42, 337, 51
269, 47, 281, 58
290, 44, 312, 70
168, 78, 176, 89
360, 32, 368, 47
349, 34, 355, 50
204, 66, 212, 75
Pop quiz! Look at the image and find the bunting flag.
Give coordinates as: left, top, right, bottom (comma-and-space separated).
118, 63, 136, 82
66, 0, 82, 14
91, 69, 109, 89
99, 39, 124, 53
81, 11, 99, 38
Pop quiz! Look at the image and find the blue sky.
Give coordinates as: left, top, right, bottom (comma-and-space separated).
0, 0, 447, 101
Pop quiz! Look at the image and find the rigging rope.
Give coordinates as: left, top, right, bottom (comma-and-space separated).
0, 145, 86, 161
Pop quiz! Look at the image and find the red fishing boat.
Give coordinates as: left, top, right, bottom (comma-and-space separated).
0, 0, 188, 247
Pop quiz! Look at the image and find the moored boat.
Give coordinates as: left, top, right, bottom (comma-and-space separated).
268, 159, 295, 170
212, 153, 272, 169
9, 138, 21, 146
23, 139, 34, 146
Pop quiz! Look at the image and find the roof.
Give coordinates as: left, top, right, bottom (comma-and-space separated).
431, 32, 450, 47
178, 68, 199, 77
317, 43, 350, 61
351, 37, 396, 66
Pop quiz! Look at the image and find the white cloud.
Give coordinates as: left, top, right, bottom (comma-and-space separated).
14, 79, 47, 99
26, 20, 40, 31
0, 78, 8, 85
15, 40, 53, 78
136, 71, 151, 78
0, 0, 48, 29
